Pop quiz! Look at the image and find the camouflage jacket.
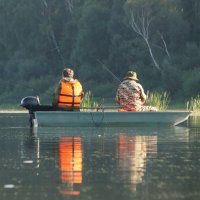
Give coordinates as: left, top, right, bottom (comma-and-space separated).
115, 79, 147, 111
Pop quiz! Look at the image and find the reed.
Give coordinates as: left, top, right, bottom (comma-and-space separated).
187, 95, 200, 113
81, 90, 99, 110
147, 91, 170, 111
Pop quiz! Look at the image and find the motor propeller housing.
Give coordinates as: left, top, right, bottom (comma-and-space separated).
20, 96, 40, 109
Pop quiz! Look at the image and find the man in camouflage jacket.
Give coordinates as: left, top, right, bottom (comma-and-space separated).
116, 71, 157, 112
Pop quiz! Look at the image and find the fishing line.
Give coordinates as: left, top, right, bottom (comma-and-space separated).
40, 0, 66, 67
96, 60, 122, 107
97, 60, 121, 83
97, 60, 151, 105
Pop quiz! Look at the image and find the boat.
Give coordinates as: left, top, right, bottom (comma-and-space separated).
34, 110, 190, 127
21, 96, 191, 127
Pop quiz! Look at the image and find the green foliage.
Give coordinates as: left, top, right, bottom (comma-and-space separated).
0, 0, 200, 106
182, 68, 200, 98
146, 91, 170, 111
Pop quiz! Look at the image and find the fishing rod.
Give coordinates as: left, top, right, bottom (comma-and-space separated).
49, 29, 66, 67
97, 60, 151, 105
97, 60, 121, 83
41, 0, 66, 67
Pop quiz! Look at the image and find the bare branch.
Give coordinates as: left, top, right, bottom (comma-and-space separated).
130, 9, 161, 71
130, 13, 143, 37
40, 0, 47, 8
64, 0, 73, 14
145, 38, 160, 70
157, 31, 171, 58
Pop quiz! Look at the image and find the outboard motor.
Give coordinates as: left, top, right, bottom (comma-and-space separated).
20, 96, 40, 110
21, 96, 40, 128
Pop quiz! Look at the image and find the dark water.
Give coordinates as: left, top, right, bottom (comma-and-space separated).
0, 113, 200, 200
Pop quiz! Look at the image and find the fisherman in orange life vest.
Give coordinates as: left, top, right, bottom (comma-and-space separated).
115, 71, 158, 112
52, 68, 84, 111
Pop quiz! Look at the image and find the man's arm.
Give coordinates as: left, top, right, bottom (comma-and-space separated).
138, 83, 147, 103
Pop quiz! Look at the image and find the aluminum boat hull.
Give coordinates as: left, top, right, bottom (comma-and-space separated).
32, 111, 191, 127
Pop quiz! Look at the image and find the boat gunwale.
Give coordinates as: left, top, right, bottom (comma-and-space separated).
34, 110, 191, 114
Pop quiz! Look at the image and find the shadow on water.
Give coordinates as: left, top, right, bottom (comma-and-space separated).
0, 113, 200, 200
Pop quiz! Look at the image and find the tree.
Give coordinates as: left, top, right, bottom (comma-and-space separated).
124, 0, 171, 72
181, 0, 200, 45
70, 0, 111, 78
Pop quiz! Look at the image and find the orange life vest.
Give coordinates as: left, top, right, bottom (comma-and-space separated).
57, 80, 83, 108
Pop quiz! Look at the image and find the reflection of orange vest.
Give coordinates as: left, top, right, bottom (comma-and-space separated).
57, 81, 83, 107
59, 137, 82, 196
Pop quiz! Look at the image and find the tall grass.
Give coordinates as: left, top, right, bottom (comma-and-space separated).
82, 90, 170, 111
146, 91, 170, 111
81, 90, 99, 111
187, 95, 200, 113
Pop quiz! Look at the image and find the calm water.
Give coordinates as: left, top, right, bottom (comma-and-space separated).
0, 113, 200, 200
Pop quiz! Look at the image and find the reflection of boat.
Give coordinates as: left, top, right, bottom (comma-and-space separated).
21, 96, 190, 127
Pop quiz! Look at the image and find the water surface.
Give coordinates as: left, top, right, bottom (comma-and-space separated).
0, 113, 200, 200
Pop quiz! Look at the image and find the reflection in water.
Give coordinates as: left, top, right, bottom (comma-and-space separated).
58, 137, 82, 196
2, 114, 200, 200
187, 115, 200, 128
117, 134, 157, 191
21, 126, 192, 199
32, 128, 158, 196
